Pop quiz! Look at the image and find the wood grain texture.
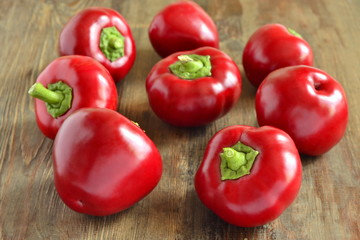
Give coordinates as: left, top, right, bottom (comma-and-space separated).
0, 0, 359, 239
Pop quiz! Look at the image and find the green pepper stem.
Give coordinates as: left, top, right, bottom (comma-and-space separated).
177, 55, 204, 73
100, 26, 125, 62
28, 82, 63, 104
169, 54, 212, 80
220, 142, 259, 181
222, 148, 246, 171
109, 37, 122, 49
28, 81, 73, 118
287, 27, 303, 39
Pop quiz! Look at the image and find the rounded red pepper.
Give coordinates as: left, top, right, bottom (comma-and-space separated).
59, 7, 136, 82
255, 65, 348, 156
194, 125, 302, 227
242, 23, 313, 87
148, 1, 219, 58
28, 55, 118, 139
53, 108, 162, 216
146, 47, 241, 127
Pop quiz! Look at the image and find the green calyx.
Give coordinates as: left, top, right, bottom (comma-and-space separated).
287, 27, 303, 39
28, 81, 72, 118
220, 142, 259, 181
100, 26, 125, 62
169, 54, 212, 80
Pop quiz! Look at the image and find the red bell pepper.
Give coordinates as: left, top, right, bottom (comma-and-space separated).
59, 7, 136, 82
255, 65, 348, 156
194, 125, 302, 227
242, 23, 313, 87
148, 1, 219, 58
53, 108, 162, 216
28, 55, 118, 139
145, 47, 242, 127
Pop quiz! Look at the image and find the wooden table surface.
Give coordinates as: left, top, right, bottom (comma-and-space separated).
1, 0, 359, 239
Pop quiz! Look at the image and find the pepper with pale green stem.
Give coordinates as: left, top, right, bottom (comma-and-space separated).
146, 47, 242, 127
195, 125, 302, 227
59, 7, 136, 82
28, 81, 72, 119
28, 55, 118, 139
242, 23, 313, 87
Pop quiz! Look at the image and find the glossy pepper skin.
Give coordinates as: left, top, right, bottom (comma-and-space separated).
194, 125, 302, 227
148, 1, 219, 58
256, 65, 348, 156
146, 47, 241, 127
29, 55, 118, 139
59, 7, 136, 82
242, 23, 313, 88
53, 108, 163, 216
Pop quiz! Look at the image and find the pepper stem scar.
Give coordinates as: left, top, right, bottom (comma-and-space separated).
100, 26, 125, 62
169, 54, 212, 80
220, 141, 259, 180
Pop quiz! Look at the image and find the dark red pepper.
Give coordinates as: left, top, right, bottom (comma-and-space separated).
195, 125, 302, 227
59, 7, 136, 82
242, 23, 313, 87
28, 55, 118, 139
146, 47, 241, 127
148, 1, 219, 58
53, 108, 162, 216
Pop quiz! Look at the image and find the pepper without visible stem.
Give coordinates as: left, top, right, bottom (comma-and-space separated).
220, 141, 259, 180
169, 54, 212, 80
28, 82, 72, 118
